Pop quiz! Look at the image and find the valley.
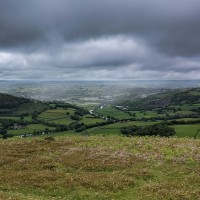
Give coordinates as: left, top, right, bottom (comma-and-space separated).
0, 84, 200, 139
0, 81, 200, 199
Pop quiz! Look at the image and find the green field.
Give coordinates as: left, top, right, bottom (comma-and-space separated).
26, 124, 55, 131
78, 121, 200, 138
95, 105, 132, 120
7, 124, 55, 136
171, 124, 200, 138
0, 115, 33, 122
8, 128, 35, 135
172, 118, 200, 122
83, 121, 160, 135
169, 104, 200, 111
106, 121, 159, 128
50, 118, 75, 125
174, 110, 197, 115
79, 114, 106, 125
130, 111, 164, 119
37, 108, 75, 125
0, 116, 21, 120
38, 109, 74, 119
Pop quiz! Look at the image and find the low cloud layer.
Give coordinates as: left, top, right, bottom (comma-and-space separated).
0, 0, 200, 80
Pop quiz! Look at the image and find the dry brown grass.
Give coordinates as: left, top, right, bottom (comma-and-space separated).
0, 136, 200, 199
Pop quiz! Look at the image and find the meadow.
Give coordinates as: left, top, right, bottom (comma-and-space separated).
7, 124, 55, 136
0, 135, 200, 200
37, 108, 75, 125
171, 124, 200, 138
79, 114, 106, 125
130, 111, 164, 119
95, 105, 132, 120
82, 121, 200, 138
84, 121, 160, 135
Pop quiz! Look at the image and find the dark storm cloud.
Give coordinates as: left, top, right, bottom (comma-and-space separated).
0, 0, 200, 80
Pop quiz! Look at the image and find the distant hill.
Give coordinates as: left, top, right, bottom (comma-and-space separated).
114, 88, 200, 110
0, 93, 47, 115
0, 93, 30, 109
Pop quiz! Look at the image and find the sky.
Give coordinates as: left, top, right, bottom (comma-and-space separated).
0, 0, 200, 80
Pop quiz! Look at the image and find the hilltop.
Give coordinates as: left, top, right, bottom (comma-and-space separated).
0, 135, 200, 200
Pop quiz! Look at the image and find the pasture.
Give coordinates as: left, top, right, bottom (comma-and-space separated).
37, 108, 75, 125
79, 114, 106, 125
83, 121, 160, 135
7, 124, 55, 136
95, 105, 132, 120
130, 111, 164, 119
171, 124, 200, 138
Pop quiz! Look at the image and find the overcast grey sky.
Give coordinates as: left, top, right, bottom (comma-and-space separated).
0, 0, 200, 80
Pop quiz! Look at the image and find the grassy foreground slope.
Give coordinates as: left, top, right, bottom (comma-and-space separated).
0, 136, 200, 200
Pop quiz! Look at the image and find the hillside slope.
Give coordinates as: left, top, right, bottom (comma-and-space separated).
0, 93, 30, 109
0, 93, 47, 115
0, 136, 200, 200
115, 88, 200, 110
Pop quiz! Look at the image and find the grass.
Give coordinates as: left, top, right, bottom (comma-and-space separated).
26, 124, 55, 131
37, 109, 75, 125
50, 118, 75, 125
8, 128, 35, 135
0, 135, 200, 199
95, 105, 132, 120
171, 124, 200, 138
130, 111, 164, 119
0, 116, 21, 120
13, 102, 47, 115
175, 110, 196, 115
172, 118, 200, 122
0, 116, 33, 122
38, 109, 69, 119
7, 124, 56, 136
77, 121, 200, 138
83, 121, 160, 135
79, 114, 106, 125
169, 104, 200, 111
86, 127, 122, 135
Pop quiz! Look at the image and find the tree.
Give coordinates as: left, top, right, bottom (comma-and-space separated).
71, 115, 81, 120
121, 124, 175, 137
0, 128, 7, 135
0, 128, 13, 139
44, 128, 49, 134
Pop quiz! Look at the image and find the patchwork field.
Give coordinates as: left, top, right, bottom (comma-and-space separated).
7, 124, 55, 136
95, 105, 132, 120
130, 111, 164, 119
79, 121, 200, 138
0, 116, 33, 122
79, 114, 106, 125
37, 108, 75, 125
38, 108, 74, 119
84, 121, 159, 135
0, 136, 200, 200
